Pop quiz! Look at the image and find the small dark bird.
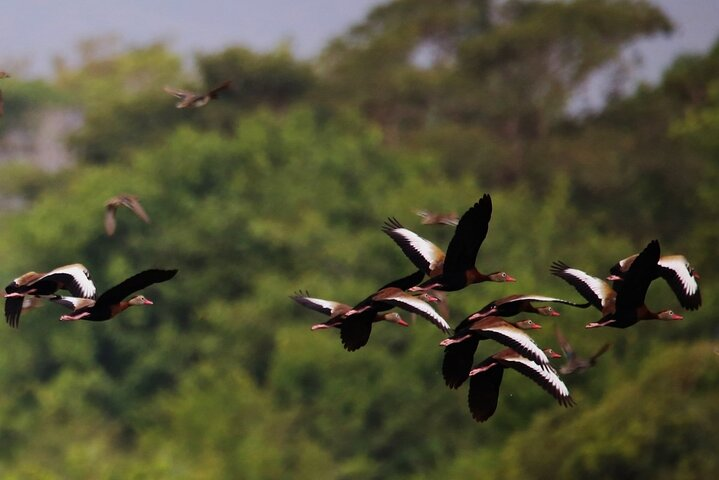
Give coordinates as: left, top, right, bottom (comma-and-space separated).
104, 194, 151, 236
555, 326, 610, 375
163, 80, 231, 108
51, 269, 177, 321
4, 264, 96, 328
468, 348, 573, 422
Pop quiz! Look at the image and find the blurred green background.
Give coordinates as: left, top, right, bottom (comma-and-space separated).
0, 1, 717, 478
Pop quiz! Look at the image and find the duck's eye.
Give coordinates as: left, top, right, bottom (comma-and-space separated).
501, 273, 507, 278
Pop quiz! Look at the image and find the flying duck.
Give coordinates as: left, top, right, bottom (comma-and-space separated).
104, 194, 151, 236
51, 269, 177, 322
467, 348, 573, 422
410, 194, 515, 292
440, 316, 548, 389
164, 80, 231, 108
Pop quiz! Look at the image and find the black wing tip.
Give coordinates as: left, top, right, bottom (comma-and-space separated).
550, 260, 571, 274
382, 217, 404, 232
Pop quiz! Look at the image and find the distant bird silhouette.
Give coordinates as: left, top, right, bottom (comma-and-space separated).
52, 269, 177, 321
410, 194, 515, 292
415, 210, 459, 226
104, 194, 151, 236
468, 347, 573, 422
4, 264, 96, 328
555, 326, 610, 375
163, 80, 231, 108
0, 71, 10, 79
608, 252, 701, 310
440, 316, 548, 389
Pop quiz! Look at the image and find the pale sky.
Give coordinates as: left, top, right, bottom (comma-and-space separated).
0, 0, 717, 85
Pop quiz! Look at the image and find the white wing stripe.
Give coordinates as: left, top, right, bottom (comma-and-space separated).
509, 356, 571, 398
481, 325, 549, 365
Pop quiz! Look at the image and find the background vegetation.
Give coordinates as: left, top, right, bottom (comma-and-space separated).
0, 1, 716, 478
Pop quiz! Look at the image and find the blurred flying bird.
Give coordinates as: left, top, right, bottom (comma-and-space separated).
104, 194, 151, 236
555, 326, 610, 375
415, 209, 459, 226
163, 80, 231, 108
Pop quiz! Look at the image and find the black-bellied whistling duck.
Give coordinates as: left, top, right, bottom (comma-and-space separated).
105, 194, 151, 236
51, 269, 177, 322
468, 347, 573, 422
163, 80, 231, 108
4, 264, 96, 328
409, 194, 515, 292
440, 316, 548, 389
609, 252, 701, 311
291, 292, 408, 352
555, 326, 610, 375
414, 210, 459, 226
346, 287, 450, 333
464, 294, 591, 323
586, 240, 683, 329
292, 270, 424, 351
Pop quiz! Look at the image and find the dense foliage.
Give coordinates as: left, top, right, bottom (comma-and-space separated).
0, 1, 716, 478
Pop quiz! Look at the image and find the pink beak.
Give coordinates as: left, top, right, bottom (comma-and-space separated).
549, 310, 561, 317
143, 298, 154, 305
606, 275, 623, 281
670, 313, 684, 320
396, 319, 409, 327
505, 275, 517, 282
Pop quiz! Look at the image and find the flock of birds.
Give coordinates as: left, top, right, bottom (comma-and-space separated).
0, 75, 237, 326
292, 194, 702, 422
0, 71, 702, 423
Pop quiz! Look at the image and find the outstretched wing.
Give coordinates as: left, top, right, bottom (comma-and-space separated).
442, 194, 492, 276
657, 255, 701, 310
467, 358, 504, 422
290, 291, 349, 317
377, 293, 450, 332
96, 269, 178, 307
550, 261, 611, 311
382, 218, 445, 275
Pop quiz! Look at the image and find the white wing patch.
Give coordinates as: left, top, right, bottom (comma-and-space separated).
659, 256, 698, 296
479, 325, 549, 366
382, 294, 450, 332
562, 267, 612, 307
506, 355, 571, 400
46, 264, 97, 299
